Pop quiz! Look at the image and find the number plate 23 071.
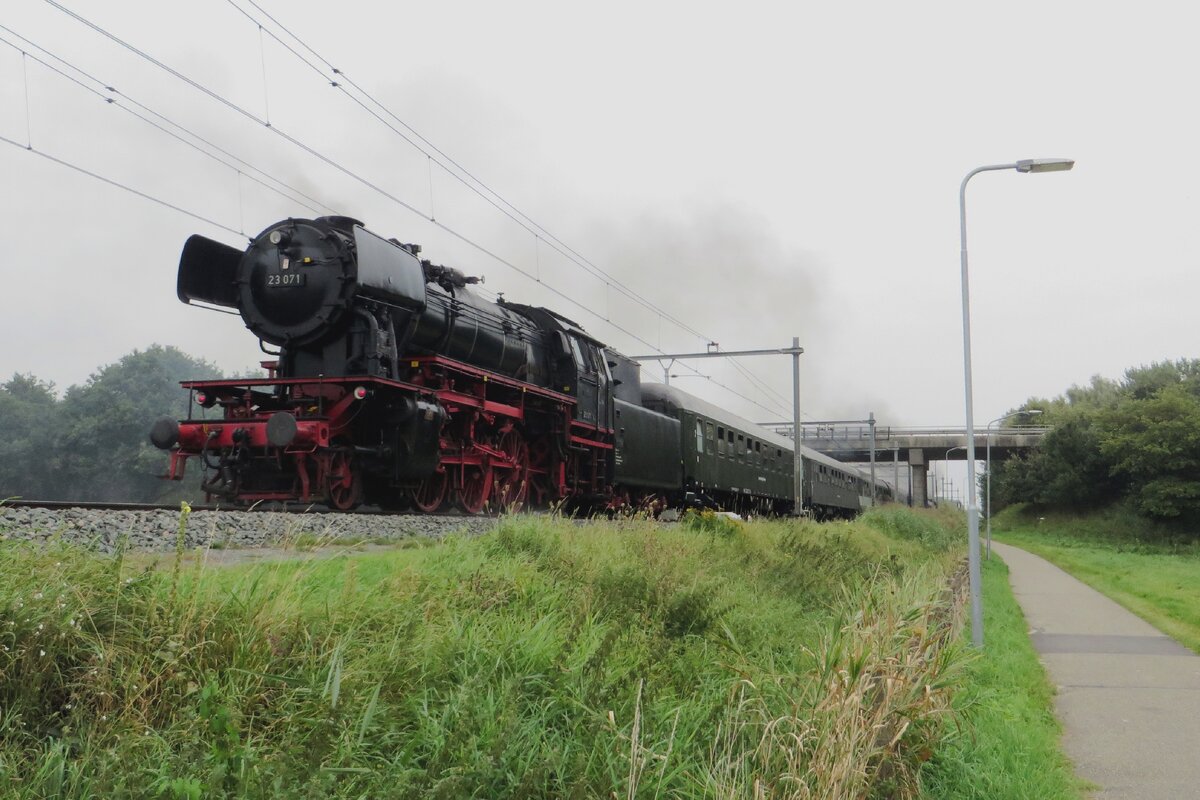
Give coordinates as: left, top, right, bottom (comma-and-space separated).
266, 273, 306, 287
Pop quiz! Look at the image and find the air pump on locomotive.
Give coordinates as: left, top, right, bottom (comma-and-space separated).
152, 216, 882, 517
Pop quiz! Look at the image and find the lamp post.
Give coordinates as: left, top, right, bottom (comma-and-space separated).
960, 157, 1074, 648
986, 409, 1043, 559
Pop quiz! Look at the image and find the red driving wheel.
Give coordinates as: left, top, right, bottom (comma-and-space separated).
455, 463, 493, 514
326, 452, 362, 511
411, 470, 448, 513
494, 430, 530, 512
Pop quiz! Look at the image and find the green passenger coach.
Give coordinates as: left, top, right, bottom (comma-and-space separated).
640, 384, 889, 518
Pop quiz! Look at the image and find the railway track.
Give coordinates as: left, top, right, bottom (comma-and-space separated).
1, 499, 477, 517
0, 499, 500, 553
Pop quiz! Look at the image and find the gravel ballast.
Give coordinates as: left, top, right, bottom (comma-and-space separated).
0, 506, 500, 553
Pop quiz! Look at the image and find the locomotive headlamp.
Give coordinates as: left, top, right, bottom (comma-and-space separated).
195, 391, 216, 408
268, 230, 285, 245
353, 386, 368, 400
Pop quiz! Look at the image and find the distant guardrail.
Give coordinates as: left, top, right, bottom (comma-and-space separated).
758, 424, 1052, 441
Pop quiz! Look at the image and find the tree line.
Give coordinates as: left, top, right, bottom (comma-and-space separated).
0, 345, 221, 503
992, 359, 1200, 522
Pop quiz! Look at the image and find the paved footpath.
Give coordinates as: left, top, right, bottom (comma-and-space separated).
992, 542, 1200, 799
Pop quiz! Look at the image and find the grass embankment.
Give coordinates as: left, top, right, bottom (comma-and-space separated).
920, 558, 1083, 799
0, 506, 973, 798
993, 504, 1200, 653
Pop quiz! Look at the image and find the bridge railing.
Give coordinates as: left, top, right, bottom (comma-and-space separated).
759, 424, 1052, 441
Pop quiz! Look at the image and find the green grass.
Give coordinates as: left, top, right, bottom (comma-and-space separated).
919, 558, 1084, 799
0, 506, 981, 798
993, 506, 1200, 653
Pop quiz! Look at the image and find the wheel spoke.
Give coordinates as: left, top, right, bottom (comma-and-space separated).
455, 463, 493, 514
411, 470, 447, 513
326, 453, 361, 511
494, 431, 530, 512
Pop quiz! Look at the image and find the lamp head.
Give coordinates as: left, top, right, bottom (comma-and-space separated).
1015, 158, 1075, 173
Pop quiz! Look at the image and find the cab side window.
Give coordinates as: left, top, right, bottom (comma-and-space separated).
568, 336, 586, 370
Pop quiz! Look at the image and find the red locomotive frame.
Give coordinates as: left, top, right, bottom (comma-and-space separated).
164, 354, 615, 512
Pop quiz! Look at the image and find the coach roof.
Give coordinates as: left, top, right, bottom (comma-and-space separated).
640, 383, 872, 480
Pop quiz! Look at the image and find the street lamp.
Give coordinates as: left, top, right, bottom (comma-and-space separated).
986, 409, 1044, 559
960, 158, 1073, 648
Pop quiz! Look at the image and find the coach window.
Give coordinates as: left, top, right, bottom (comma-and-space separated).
707, 422, 715, 443
717, 426, 725, 455
737, 434, 744, 460
695, 419, 704, 453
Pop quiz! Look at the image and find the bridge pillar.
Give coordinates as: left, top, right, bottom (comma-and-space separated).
908, 449, 928, 507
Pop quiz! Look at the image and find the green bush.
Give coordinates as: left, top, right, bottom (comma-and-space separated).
860, 505, 963, 552
992, 358, 1200, 525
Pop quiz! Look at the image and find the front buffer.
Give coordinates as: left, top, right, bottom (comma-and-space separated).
151, 373, 443, 511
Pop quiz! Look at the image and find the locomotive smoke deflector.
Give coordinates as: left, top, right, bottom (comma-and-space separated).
352, 225, 428, 313
178, 234, 241, 308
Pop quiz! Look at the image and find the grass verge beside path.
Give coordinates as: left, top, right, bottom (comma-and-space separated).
920, 557, 1084, 799
993, 506, 1200, 654
0, 506, 971, 799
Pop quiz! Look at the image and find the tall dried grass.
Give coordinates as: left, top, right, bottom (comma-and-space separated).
702, 564, 968, 799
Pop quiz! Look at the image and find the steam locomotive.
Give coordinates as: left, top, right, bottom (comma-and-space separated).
152, 216, 889, 516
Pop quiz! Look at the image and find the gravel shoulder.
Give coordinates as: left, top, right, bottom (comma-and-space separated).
0, 505, 500, 553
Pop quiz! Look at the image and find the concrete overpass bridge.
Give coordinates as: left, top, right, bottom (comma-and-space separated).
760, 423, 1050, 507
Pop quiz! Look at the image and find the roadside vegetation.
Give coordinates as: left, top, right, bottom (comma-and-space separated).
991, 358, 1200, 527
919, 556, 1084, 799
0, 505, 985, 798
993, 504, 1200, 654
0, 345, 221, 503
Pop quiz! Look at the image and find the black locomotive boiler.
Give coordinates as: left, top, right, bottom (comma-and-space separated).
153, 216, 887, 516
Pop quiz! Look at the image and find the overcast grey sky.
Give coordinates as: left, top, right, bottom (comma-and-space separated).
2, 0, 1195, 437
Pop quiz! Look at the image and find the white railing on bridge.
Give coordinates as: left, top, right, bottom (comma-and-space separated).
759, 424, 1052, 441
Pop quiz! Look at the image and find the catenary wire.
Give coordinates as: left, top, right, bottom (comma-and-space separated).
0, 133, 241, 235
238, 0, 798, 415
0, 29, 335, 220
35, 0, 792, 419
224, 0, 794, 398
